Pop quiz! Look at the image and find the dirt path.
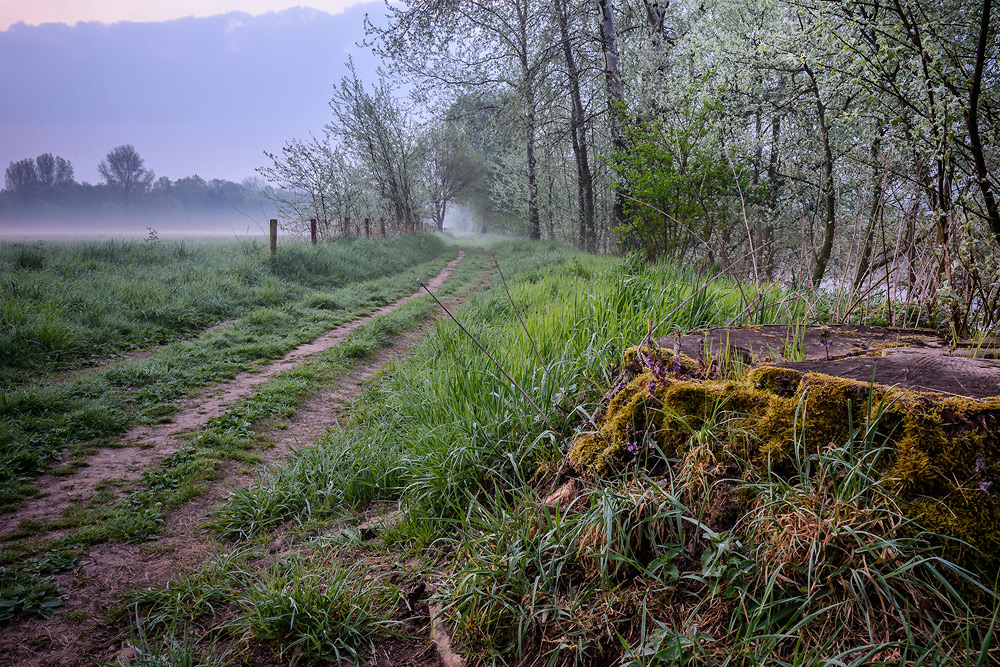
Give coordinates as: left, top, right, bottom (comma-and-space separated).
0, 251, 463, 538
0, 251, 481, 667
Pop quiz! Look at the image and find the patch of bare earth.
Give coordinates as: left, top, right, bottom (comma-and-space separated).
0, 251, 477, 667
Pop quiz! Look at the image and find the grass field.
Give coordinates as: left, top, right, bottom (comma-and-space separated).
0, 234, 448, 508
2, 236, 997, 665
0, 234, 445, 382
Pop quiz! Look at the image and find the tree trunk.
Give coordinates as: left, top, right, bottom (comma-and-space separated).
435, 201, 445, 232
968, 0, 1000, 245
806, 66, 836, 288
518, 2, 542, 241
525, 100, 541, 241
643, 0, 669, 54
765, 102, 782, 280
853, 133, 883, 291
597, 0, 627, 232
555, 0, 596, 251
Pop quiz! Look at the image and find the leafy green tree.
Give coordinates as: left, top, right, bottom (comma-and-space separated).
98, 144, 155, 201
4, 159, 39, 200
612, 111, 750, 264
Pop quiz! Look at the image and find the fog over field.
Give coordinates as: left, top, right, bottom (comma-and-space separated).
0, 213, 279, 241
0, 2, 383, 232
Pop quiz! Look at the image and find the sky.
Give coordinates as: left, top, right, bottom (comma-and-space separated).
0, 2, 385, 184
0, 1, 370, 30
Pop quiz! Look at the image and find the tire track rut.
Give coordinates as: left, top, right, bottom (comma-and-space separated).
0, 251, 464, 538
0, 250, 480, 667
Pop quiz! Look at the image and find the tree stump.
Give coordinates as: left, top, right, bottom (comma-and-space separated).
566, 325, 1000, 575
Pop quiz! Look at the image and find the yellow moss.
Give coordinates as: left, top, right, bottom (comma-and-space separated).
795, 373, 872, 448
563, 349, 1000, 574
745, 366, 802, 397
568, 433, 611, 477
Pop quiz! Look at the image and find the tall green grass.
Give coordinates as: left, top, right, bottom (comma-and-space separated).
205, 240, 996, 665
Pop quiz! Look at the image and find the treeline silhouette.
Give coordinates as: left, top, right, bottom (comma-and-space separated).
2, 149, 272, 221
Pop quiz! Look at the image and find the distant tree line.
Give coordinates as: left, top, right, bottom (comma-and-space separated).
2, 144, 273, 221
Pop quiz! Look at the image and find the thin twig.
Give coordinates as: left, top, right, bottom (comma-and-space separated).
725, 152, 760, 285
418, 280, 556, 432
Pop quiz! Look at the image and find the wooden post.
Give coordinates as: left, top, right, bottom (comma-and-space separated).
269, 219, 277, 257
310, 219, 317, 245
380, 217, 386, 237
344, 216, 350, 238
364, 217, 370, 238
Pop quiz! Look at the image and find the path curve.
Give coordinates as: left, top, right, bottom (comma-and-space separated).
0, 252, 464, 537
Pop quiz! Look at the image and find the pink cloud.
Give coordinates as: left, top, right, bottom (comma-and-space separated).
0, 1, 365, 30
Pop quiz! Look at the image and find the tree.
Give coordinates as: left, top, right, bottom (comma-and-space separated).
422, 122, 484, 232
554, 0, 597, 250
328, 61, 424, 232
35, 153, 74, 187
368, 0, 555, 240
258, 132, 355, 238
612, 110, 748, 263
596, 0, 627, 233
98, 144, 155, 200
4, 159, 39, 200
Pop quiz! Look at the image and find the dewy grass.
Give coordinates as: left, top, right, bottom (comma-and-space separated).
112, 542, 405, 666
0, 240, 456, 509
0, 234, 445, 383
201, 241, 998, 665
114, 547, 253, 631
228, 557, 398, 663
1, 249, 485, 564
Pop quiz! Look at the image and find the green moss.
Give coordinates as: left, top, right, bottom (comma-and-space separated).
745, 366, 802, 397
566, 349, 1000, 575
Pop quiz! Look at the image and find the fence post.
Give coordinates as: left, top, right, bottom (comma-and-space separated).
310, 219, 317, 245
364, 217, 371, 238
269, 219, 278, 258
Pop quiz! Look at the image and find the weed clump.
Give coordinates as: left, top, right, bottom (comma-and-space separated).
0, 568, 63, 621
